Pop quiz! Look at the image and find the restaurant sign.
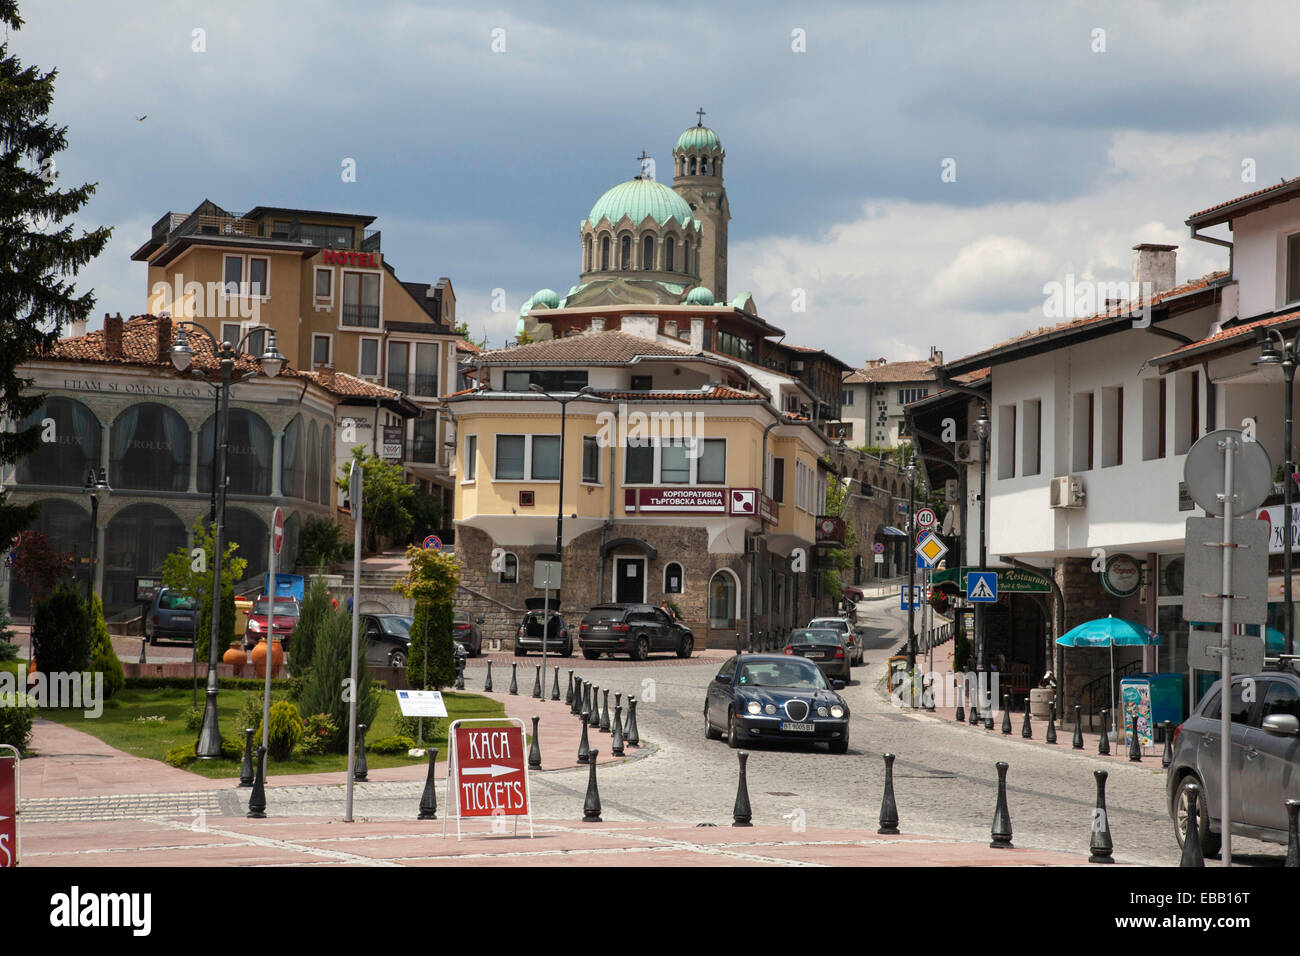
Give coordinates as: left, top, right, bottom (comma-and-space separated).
934, 566, 1051, 594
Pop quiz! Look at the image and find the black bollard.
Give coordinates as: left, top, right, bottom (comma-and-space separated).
1161, 721, 1174, 768
732, 750, 753, 827
612, 705, 625, 756
1072, 705, 1084, 749
954, 683, 966, 723
623, 695, 633, 736
1021, 699, 1032, 739
247, 745, 267, 819
528, 715, 542, 770
1128, 724, 1142, 762
1045, 703, 1058, 744
1088, 770, 1114, 863
418, 747, 439, 820
878, 753, 900, 834
1180, 783, 1205, 867
583, 680, 593, 719
1098, 708, 1111, 755
582, 749, 602, 822
614, 691, 622, 717
484, 659, 493, 693
531, 663, 542, 699
969, 695, 980, 725
1287, 799, 1300, 867
989, 761, 1013, 848
455, 658, 465, 690
565, 670, 575, 706
509, 662, 518, 696
577, 712, 591, 764
239, 727, 255, 787
354, 723, 369, 782
626, 697, 640, 746
983, 703, 993, 730
588, 686, 601, 728
551, 666, 561, 701
569, 677, 581, 716
600, 689, 611, 732
1001, 694, 1012, 735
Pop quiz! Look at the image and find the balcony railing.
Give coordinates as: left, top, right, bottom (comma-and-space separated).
411, 373, 440, 397
408, 436, 441, 464
155, 213, 382, 252
342, 303, 380, 328
386, 371, 409, 392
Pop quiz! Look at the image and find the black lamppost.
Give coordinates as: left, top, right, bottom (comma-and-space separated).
973, 407, 991, 673
906, 457, 918, 670
81, 467, 110, 602
169, 321, 284, 759
1256, 329, 1299, 657
528, 384, 594, 680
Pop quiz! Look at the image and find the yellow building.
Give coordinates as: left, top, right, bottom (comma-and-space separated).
131, 201, 460, 508
448, 329, 832, 649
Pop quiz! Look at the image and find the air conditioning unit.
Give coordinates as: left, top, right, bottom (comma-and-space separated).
953, 440, 983, 463
1050, 475, 1086, 509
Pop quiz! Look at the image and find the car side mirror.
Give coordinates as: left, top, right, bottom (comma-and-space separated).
715, 674, 731, 684
831, 679, 846, 691
1262, 713, 1300, 736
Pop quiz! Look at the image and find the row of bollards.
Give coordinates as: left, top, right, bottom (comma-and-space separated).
244, 720, 371, 819
951, 695, 1165, 760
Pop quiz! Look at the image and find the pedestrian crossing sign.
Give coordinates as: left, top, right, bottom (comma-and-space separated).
967, 571, 998, 603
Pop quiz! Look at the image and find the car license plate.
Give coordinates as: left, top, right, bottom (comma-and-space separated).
174, 615, 192, 623
780, 721, 814, 733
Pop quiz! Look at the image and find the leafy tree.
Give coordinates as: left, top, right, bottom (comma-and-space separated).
393, 545, 460, 690
408, 492, 444, 543
0, 1, 111, 547
159, 520, 247, 663
87, 593, 123, 698
453, 320, 487, 350
297, 516, 343, 567
297, 605, 379, 753
336, 447, 414, 552
9, 529, 73, 620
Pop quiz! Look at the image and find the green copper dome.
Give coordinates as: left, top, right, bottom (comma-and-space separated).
531, 288, 559, 309
684, 286, 715, 306
676, 125, 721, 152
586, 178, 696, 229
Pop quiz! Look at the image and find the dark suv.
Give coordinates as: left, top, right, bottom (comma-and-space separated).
515, 596, 572, 657
146, 587, 199, 645
1166, 669, 1300, 857
579, 603, 693, 661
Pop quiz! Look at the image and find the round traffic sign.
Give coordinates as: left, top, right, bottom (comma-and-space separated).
1183, 428, 1273, 517
272, 506, 284, 555
916, 507, 936, 529
423, 534, 443, 551
872, 542, 885, 554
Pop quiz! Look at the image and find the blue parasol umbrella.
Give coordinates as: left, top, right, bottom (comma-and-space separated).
1056, 616, 1163, 736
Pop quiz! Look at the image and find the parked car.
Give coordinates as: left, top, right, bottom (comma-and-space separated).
579, 603, 693, 661
361, 613, 413, 668
807, 617, 862, 665
515, 597, 572, 657
453, 612, 484, 657
244, 596, 301, 651
783, 627, 852, 682
1167, 669, 1300, 857
704, 653, 849, 753
146, 587, 199, 645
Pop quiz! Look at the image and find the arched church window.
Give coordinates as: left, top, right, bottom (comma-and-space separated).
701, 157, 708, 175
642, 235, 653, 270
689, 157, 697, 175
620, 235, 631, 270
601, 236, 610, 271
683, 239, 690, 274
665, 237, 675, 272
584, 236, 592, 272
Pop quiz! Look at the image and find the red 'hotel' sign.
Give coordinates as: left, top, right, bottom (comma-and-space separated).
0, 751, 16, 867
321, 249, 379, 267
453, 725, 529, 817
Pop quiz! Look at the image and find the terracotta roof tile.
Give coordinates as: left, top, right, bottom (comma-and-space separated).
1160, 310, 1300, 357
844, 360, 942, 385
1188, 178, 1300, 221
591, 386, 760, 401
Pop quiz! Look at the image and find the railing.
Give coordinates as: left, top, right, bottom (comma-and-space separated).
342, 303, 380, 328
156, 213, 382, 253
408, 437, 441, 465
1080, 658, 1142, 731
386, 371, 409, 392
411, 373, 439, 397
361, 229, 381, 253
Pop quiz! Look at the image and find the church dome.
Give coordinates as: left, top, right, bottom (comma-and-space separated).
684, 286, 714, 306
676, 125, 721, 152
530, 288, 559, 309
586, 178, 695, 229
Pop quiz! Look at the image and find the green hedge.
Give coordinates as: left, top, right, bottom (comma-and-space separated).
123, 676, 388, 692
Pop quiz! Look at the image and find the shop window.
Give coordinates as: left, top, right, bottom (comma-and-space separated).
499, 552, 518, 584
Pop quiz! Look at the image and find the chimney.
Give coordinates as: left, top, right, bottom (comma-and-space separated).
928, 346, 943, 365
690, 318, 705, 352
67, 318, 88, 339
155, 314, 173, 363
104, 313, 123, 359
1132, 243, 1177, 296
665, 319, 678, 338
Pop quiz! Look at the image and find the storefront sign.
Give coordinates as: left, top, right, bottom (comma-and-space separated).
321, 249, 380, 268
933, 567, 1050, 593
624, 488, 726, 513
381, 425, 404, 460
1256, 504, 1300, 554
727, 488, 778, 523
1101, 553, 1142, 598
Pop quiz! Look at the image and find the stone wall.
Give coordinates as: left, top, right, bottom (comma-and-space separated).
1054, 557, 1143, 719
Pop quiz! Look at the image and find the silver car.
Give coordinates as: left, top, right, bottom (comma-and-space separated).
1166, 669, 1300, 857
807, 617, 862, 666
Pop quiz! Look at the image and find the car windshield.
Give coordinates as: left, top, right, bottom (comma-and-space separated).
809, 619, 847, 631
378, 616, 410, 637
788, 629, 841, 645
159, 592, 197, 611
737, 660, 829, 690
253, 599, 299, 617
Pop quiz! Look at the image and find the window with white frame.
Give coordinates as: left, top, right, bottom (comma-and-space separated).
463, 434, 477, 481
314, 268, 332, 298
664, 562, 683, 594
622, 438, 725, 484
495, 434, 561, 481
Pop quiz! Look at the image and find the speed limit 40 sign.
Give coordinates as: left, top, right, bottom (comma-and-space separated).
916, 507, 937, 530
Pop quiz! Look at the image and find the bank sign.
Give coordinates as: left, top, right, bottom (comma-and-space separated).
1256, 504, 1300, 554
624, 487, 776, 519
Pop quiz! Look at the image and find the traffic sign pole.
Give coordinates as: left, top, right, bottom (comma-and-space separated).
1217, 437, 1236, 868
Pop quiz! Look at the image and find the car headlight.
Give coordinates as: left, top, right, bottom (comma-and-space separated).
746, 701, 762, 715
764, 704, 777, 715
830, 705, 844, 718
817, 706, 829, 717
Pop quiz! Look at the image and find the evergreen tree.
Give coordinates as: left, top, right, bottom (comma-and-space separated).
298, 606, 379, 752
87, 593, 123, 698
393, 545, 460, 690
0, 1, 111, 545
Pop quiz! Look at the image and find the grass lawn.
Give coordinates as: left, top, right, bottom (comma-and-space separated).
37, 685, 506, 779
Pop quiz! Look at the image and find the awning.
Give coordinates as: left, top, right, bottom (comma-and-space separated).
600, 537, 658, 560
880, 526, 906, 536
932, 566, 1050, 593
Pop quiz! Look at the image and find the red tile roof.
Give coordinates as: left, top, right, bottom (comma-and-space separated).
591, 386, 761, 401
482, 330, 698, 364
1188, 178, 1300, 223
1150, 310, 1300, 366
844, 359, 942, 385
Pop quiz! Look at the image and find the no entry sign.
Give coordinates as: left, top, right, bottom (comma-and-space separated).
445, 719, 533, 839
272, 507, 284, 556
0, 745, 18, 867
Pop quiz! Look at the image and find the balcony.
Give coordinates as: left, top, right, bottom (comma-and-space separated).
342, 303, 380, 328
408, 436, 442, 465
154, 212, 381, 252
385, 372, 441, 397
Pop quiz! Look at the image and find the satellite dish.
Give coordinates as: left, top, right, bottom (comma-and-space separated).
1183, 428, 1272, 517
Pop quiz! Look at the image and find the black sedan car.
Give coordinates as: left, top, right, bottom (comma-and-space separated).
515, 596, 572, 657
361, 613, 412, 668
453, 612, 484, 657
783, 628, 852, 682
578, 603, 693, 660
704, 654, 849, 753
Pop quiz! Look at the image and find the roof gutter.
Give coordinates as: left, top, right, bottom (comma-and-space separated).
1190, 224, 1233, 277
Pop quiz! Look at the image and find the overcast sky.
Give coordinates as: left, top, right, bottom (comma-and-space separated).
12, 0, 1300, 365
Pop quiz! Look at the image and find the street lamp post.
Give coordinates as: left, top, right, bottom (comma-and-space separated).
973, 408, 991, 678
906, 457, 918, 670
81, 467, 110, 603
529, 383, 594, 689
1257, 330, 1299, 658
169, 322, 284, 759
